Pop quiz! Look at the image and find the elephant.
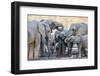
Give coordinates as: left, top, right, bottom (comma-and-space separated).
39, 19, 64, 57
64, 23, 88, 57
68, 23, 88, 36
64, 35, 88, 57
28, 20, 51, 60
54, 29, 68, 57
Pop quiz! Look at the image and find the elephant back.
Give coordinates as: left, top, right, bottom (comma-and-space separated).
69, 23, 88, 36
77, 23, 88, 35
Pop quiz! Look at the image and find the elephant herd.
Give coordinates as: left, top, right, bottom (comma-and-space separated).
28, 19, 88, 60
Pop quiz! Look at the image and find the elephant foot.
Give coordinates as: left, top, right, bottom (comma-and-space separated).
28, 58, 39, 61
79, 51, 87, 58
28, 58, 34, 61
56, 55, 61, 57
33, 55, 40, 60
78, 54, 82, 58
33, 57, 39, 60
81, 54, 87, 58
28, 55, 33, 60
67, 53, 72, 57
39, 55, 44, 57
83, 52, 88, 58
62, 54, 66, 57
67, 51, 72, 57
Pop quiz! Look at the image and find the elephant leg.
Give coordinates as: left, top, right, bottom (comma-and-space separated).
28, 43, 34, 60
81, 48, 87, 57
60, 42, 63, 57
59, 44, 62, 57
63, 44, 66, 57
58, 48, 61, 57
56, 47, 59, 57
44, 44, 49, 57
62, 43, 66, 57
56, 46, 60, 57
33, 35, 40, 60
84, 49, 87, 57
40, 36, 45, 57
48, 42, 52, 57
78, 43, 82, 58
67, 43, 73, 57
41, 37, 47, 57
81, 47, 84, 57
40, 39, 43, 57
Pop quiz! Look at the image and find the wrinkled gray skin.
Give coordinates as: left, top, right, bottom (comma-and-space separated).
40, 19, 64, 57
68, 23, 88, 36
65, 23, 88, 57
40, 19, 64, 32
54, 29, 68, 57
65, 35, 88, 57
28, 19, 64, 60
28, 20, 51, 60
49, 34, 55, 54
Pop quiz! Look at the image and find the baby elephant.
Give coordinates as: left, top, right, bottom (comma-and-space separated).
65, 35, 88, 58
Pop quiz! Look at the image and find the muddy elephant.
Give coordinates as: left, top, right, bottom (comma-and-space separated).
64, 23, 88, 57
28, 20, 51, 60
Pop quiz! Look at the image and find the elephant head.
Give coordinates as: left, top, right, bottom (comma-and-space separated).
38, 21, 52, 55
40, 19, 64, 32
64, 23, 88, 43
68, 23, 88, 36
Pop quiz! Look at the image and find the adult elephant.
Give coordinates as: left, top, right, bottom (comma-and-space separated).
40, 19, 64, 57
28, 19, 64, 60
64, 23, 88, 57
28, 20, 51, 60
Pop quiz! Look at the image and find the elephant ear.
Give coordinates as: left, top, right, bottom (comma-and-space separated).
38, 23, 46, 37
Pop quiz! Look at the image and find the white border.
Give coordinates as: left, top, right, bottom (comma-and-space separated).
20, 6, 95, 70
